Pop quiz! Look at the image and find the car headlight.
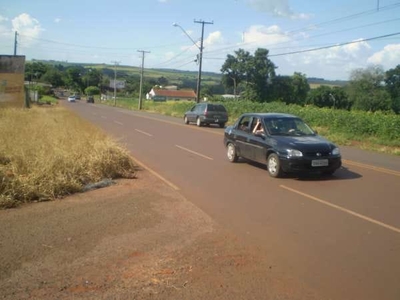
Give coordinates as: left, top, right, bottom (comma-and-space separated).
287, 149, 303, 157
332, 147, 340, 155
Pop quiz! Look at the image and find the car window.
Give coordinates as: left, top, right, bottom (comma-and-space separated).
264, 117, 315, 136
251, 117, 264, 134
190, 105, 196, 112
207, 104, 227, 112
237, 116, 251, 132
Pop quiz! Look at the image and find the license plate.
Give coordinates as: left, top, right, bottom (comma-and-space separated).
312, 159, 329, 167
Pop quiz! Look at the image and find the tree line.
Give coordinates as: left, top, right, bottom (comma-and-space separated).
220, 48, 400, 114
25, 51, 400, 114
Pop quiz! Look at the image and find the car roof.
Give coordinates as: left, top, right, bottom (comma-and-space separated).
240, 112, 298, 119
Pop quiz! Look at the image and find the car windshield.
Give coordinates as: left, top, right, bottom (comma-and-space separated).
263, 117, 315, 136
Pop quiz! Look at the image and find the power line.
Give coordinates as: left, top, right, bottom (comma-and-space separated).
18, 34, 184, 51
174, 59, 197, 69
200, 3, 400, 57
203, 31, 400, 60
286, 2, 400, 35
203, 16, 400, 58
149, 44, 197, 68
269, 31, 400, 57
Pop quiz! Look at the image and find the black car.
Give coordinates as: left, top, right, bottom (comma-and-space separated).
86, 95, 94, 103
224, 113, 342, 178
184, 103, 228, 128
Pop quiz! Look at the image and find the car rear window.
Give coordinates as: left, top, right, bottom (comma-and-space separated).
207, 104, 227, 112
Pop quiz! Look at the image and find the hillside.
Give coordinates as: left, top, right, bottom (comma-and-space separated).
29, 59, 348, 87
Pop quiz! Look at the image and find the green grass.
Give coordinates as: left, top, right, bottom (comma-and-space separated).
0, 106, 137, 209
38, 95, 58, 105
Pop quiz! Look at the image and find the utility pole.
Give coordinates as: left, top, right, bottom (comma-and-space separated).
14, 31, 18, 55
111, 61, 120, 106
138, 50, 150, 110
194, 20, 213, 103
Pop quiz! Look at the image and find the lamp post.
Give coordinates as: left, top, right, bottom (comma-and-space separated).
173, 21, 213, 103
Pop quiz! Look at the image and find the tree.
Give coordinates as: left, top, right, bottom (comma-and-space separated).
221, 48, 276, 102
244, 48, 276, 102
64, 67, 84, 92
41, 67, 64, 87
157, 76, 169, 86
85, 86, 100, 96
221, 50, 249, 98
25, 62, 48, 82
84, 68, 102, 89
348, 65, 392, 112
307, 86, 350, 109
271, 75, 293, 103
385, 65, 400, 114
291, 72, 310, 105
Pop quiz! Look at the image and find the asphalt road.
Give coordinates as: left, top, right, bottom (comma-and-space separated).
66, 100, 400, 300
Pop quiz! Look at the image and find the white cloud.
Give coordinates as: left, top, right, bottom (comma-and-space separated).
54, 18, 61, 23
0, 15, 9, 22
11, 13, 43, 45
246, 0, 310, 19
242, 25, 291, 47
367, 44, 400, 70
158, 0, 168, 2
281, 40, 372, 79
204, 31, 224, 47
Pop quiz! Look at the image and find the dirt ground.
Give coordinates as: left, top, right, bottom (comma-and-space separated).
0, 167, 321, 300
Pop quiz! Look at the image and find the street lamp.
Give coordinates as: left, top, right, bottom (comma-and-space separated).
173, 21, 213, 103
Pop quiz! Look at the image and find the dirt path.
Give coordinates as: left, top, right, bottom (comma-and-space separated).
0, 168, 321, 299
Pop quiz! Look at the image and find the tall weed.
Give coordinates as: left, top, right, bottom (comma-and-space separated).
0, 107, 136, 208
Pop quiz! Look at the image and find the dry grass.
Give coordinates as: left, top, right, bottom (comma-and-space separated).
0, 106, 137, 209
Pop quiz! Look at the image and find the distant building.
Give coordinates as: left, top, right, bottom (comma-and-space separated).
109, 79, 126, 89
221, 94, 239, 100
165, 85, 178, 90
146, 88, 196, 101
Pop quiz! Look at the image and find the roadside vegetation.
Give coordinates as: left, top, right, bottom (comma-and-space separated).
100, 97, 400, 156
0, 107, 137, 209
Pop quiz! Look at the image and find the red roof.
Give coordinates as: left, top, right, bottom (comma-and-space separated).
153, 88, 196, 98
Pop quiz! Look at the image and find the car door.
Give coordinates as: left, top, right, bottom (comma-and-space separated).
233, 116, 253, 160
246, 117, 265, 162
187, 105, 199, 122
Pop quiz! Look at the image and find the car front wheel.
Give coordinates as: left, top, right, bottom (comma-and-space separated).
184, 116, 189, 124
227, 143, 238, 162
267, 153, 283, 178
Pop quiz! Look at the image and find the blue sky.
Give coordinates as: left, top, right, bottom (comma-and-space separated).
1, 0, 400, 80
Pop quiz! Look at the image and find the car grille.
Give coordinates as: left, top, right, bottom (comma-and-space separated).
304, 151, 331, 157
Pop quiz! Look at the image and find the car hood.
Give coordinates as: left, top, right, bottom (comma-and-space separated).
273, 135, 337, 152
